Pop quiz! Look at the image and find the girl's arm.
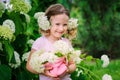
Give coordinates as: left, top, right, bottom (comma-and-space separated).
26, 49, 39, 74
67, 59, 76, 73
26, 49, 59, 78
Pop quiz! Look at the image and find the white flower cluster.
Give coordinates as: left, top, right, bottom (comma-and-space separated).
20, 12, 30, 23
53, 40, 73, 55
101, 54, 110, 68
53, 40, 82, 64
27, 39, 35, 45
0, 25, 13, 41
34, 12, 50, 31
34, 12, 45, 19
0, 0, 13, 12
29, 50, 59, 73
0, 19, 15, 41
102, 74, 112, 80
76, 68, 83, 77
9, 51, 21, 69
70, 50, 82, 64
2, 19, 15, 33
4, 2, 13, 11
30, 40, 82, 73
22, 51, 30, 61
68, 18, 78, 30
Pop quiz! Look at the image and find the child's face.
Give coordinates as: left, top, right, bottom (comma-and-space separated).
50, 14, 69, 39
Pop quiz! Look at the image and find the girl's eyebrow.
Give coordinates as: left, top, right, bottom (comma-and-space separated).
63, 24, 67, 26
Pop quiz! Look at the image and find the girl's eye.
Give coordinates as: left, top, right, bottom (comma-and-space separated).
56, 23, 60, 26
63, 24, 67, 27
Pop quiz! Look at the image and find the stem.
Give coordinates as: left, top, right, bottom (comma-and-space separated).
77, 65, 101, 80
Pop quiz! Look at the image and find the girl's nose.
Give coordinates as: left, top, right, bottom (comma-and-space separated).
59, 26, 64, 31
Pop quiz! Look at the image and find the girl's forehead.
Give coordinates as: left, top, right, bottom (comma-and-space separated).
50, 14, 69, 21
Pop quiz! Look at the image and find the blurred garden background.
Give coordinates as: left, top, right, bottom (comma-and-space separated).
0, 0, 120, 80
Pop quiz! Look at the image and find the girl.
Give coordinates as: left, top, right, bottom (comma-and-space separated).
26, 4, 76, 80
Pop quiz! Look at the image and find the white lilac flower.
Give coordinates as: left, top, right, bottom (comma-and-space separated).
77, 70, 83, 77
22, 51, 30, 61
10, 0, 31, 13
101, 54, 110, 68
0, 2, 5, 17
34, 12, 50, 31
29, 50, 45, 73
39, 52, 58, 63
27, 39, 34, 45
102, 74, 112, 80
0, 25, 13, 41
68, 18, 78, 30
37, 12, 50, 31
70, 50, 82, 64
30, 50, 58, 73
2, 19, 15, 33
9, 51, 21, 69
1, 0, 13, 11
5, 3, 13, 11
24, 0, 31, 5
0, 42, 3, 51
34, 12, 45, 19
20, 12, 30, 23
76, 68, 83, 77
53, 40, 72, 55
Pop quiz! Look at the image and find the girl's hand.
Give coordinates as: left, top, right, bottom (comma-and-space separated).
67, 59, 76, 73
43, 62, 55, 77
44, 70, 57, 77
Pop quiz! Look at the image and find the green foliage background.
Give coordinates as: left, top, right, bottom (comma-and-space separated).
0, 0, 120, 80
71, 0, 120, 59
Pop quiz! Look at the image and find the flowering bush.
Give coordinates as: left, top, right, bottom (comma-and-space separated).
0, 0, 33, 80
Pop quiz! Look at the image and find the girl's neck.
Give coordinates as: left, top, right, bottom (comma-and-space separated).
46, 36, 61, 43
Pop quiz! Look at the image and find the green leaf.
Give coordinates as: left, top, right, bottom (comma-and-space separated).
80, 54, 86, 58
86, 56, 93, 61
3, 41, 14, 62
16, 70, 38, 80
55, 52, 63, 57
0, 65, 11, 80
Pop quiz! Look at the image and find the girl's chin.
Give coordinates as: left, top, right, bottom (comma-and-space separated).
55, 34, 63, 37
54, 35, 62, 38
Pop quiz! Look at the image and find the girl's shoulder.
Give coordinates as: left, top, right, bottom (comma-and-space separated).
34, 36, 45, 42
32, 36, 46, 50
61, 37, 72, 46
62, 37, 70, 42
